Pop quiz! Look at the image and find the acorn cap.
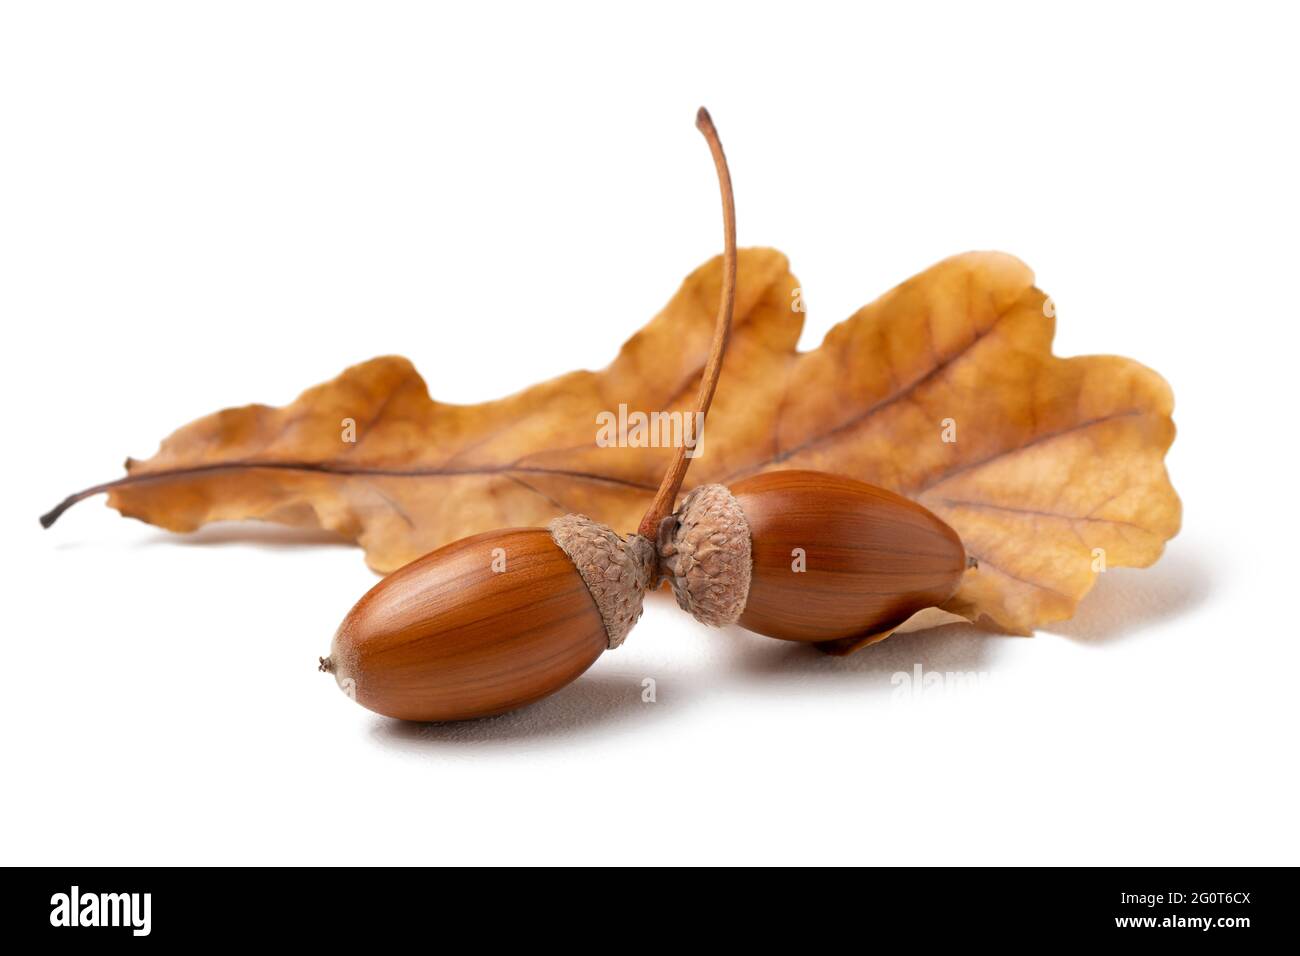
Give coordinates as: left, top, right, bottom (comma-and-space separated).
549, 515, 656, 649
658, 483, 753, 627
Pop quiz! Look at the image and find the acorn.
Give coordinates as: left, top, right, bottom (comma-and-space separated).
323, 522, 655, 721
657, 471, 968, 654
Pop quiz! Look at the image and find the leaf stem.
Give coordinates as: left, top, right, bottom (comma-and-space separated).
39, 460, 658, 529
636, 107, 737, 540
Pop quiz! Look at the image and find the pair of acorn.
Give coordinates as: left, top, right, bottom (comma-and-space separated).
321, 110, 970, 722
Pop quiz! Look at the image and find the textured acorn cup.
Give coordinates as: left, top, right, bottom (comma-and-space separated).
664, 470, 968, 646
325, 523, 653, 721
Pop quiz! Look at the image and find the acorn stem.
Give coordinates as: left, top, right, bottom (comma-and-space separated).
637, 107, 737, 540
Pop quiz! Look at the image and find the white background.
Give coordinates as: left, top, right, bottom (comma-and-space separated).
2, 2, 1297, 865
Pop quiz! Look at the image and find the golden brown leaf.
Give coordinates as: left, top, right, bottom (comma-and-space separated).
48, 248, 1180, 634
703, 251, 1182, 633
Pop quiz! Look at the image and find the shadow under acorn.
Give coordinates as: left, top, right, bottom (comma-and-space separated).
370, 672, 687, 748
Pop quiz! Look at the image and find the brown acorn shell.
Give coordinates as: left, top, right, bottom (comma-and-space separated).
329, 528, 607, 721
730, 470, 967, 643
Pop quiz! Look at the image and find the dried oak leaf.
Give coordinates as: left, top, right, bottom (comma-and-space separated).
50, 248, 1180, 634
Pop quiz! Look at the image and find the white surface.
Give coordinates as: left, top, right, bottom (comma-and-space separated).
2, 2, 1297, 866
